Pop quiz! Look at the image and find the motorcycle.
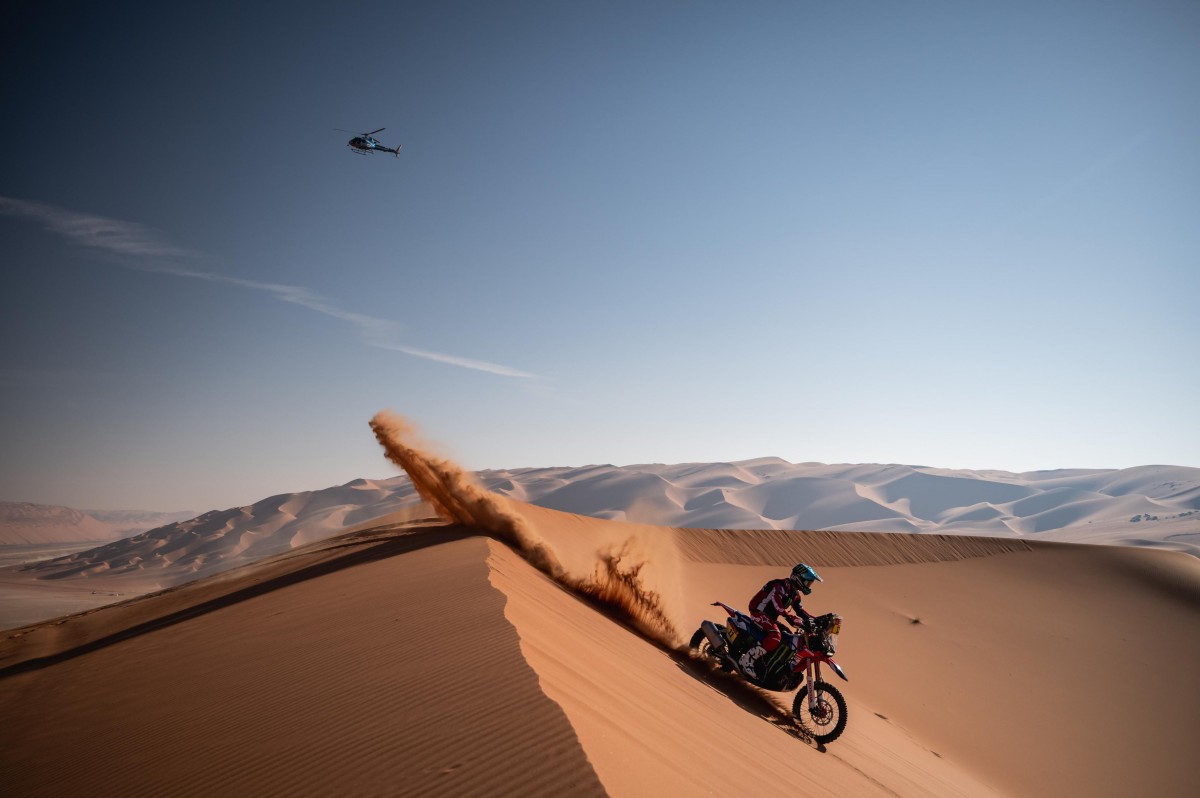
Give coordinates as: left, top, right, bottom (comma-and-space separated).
689, 602, 849, 743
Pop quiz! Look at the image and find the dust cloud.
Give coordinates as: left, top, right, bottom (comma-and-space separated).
370, 410, 680, 647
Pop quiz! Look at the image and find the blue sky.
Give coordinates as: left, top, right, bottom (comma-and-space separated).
2, 1, 1197, 511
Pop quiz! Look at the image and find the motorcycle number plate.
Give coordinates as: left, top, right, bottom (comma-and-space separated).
830, 619, 841, 635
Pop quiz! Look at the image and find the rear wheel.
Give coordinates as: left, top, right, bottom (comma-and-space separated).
792, 681, 848, 744
690, 626, 734, 671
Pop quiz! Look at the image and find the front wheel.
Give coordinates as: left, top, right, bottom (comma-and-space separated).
792, 680, 848, 744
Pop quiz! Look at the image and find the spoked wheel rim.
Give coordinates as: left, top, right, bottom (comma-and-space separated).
689, 628, 711, 658
690, 627, 734, 672
803, 695, 836, 726
792, 681, 849, 743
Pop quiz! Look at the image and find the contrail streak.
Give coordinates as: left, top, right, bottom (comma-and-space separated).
1020, 129, 1153, 219
0, 196, 537, 379
0, 196, 194, 259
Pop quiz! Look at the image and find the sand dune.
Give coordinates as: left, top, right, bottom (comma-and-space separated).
14, 460, 1197, 589
0, 523, 607, 796
478, 460, 1200, 555
13, 478, 422, 581
4, 486, 1197, 795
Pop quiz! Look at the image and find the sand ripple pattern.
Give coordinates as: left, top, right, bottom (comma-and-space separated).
676, 527, 1031, 567
0, 537, 606, 797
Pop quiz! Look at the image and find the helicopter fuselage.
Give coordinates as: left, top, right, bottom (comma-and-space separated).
347, 136, 399, 155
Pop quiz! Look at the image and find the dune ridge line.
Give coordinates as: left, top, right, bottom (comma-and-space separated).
677, 527, 1033, 568
369, 410, 680, 646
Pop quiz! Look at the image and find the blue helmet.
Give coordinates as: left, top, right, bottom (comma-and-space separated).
790, 563, 822, 595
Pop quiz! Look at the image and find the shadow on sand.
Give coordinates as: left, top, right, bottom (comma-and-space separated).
671, 651, 825, 752
500, 550, 826, 753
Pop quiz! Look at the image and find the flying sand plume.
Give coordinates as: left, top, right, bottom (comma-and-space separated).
369, 411, 563, 578
369, 410, 680, 646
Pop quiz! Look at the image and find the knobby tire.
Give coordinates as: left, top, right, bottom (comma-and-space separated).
792, 680, 848, 744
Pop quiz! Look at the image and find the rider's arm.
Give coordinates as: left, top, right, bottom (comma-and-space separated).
793, 605, 814, 623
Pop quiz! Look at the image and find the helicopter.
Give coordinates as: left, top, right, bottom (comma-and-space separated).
337, 127, 402, 157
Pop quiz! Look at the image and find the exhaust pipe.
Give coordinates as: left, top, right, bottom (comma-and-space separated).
701, 620, 741, 671
701, 621, 726, 653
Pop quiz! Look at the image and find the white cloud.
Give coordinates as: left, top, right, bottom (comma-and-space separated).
0, 196, 193, 259
0, 196, 536, 379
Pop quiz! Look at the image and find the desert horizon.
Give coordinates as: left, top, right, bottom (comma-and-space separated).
3, 454, 1195, 632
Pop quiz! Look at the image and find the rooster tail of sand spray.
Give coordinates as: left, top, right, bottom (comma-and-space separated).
582, 542, 681, 645
369, 410, 681, 647
369, 411, 564, 579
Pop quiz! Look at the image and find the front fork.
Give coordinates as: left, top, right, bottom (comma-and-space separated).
806, 662, 823, 710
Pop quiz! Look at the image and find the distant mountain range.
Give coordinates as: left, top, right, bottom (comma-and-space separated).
0, 502, 196, 546
13, 460, 1200, 585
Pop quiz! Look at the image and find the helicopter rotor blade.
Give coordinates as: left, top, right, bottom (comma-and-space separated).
334, 128, 359, 134
366, 127, 386, 136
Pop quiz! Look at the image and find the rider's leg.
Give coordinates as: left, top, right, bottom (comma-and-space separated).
751, 613, 782, 652
738, 614, 780, 677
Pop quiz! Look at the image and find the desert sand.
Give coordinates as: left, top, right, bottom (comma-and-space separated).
2, 411, 1197, 796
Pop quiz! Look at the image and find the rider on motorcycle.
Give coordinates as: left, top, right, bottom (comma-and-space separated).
740, 563, 823, 678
